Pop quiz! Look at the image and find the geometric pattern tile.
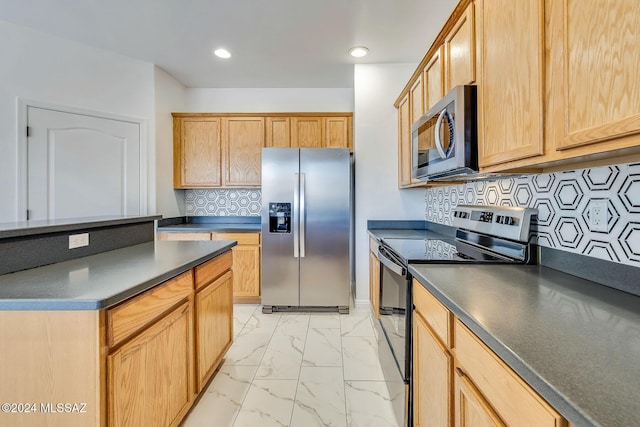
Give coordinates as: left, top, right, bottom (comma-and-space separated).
425, 162, 640, 267
185, 189, 262, 216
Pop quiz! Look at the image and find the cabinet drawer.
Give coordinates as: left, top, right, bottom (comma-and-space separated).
413, 281, 452, 347
107, 270, 193, 348
212, 232, 260, 245
194, 251, 233, 291
454, 319, 566, 427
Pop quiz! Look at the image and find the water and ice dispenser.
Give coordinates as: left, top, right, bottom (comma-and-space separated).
268, 202, 291, 233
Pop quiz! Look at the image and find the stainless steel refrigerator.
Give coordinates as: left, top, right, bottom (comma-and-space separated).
261, 148, 351, 314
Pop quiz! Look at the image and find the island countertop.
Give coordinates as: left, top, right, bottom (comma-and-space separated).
0, 240, 236, 310
409, 263, 640, 427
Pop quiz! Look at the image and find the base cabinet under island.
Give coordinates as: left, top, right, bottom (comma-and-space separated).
0, 251, 233, 427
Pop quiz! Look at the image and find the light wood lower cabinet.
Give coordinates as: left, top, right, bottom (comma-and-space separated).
107, 300, 194, 427
413, 280, 568, 427
454, 370, 505, 427
0, 252, 234, 427
413, 310, 452, 427
211, 232, 261, 302
369, 238, 380, 318
195, 270, 233, 391
157, 231, 261, 302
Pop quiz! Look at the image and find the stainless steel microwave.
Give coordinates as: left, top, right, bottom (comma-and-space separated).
411, 85, 478, 181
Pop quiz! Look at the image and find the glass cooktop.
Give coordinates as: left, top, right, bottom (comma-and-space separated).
381, 237, 513, 264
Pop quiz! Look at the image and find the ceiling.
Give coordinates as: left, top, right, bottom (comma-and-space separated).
0, 0, 456, 88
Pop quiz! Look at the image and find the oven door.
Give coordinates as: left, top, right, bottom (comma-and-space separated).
377, 246, 411, 381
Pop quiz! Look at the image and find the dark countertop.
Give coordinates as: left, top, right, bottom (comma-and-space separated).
158, 216, 261, 233
367, 219, 456, 242
409, 263, 640, 427
0, 215, 161, 239
0, 240, 236, 310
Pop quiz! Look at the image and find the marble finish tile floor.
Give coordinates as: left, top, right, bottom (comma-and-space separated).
181, 304, 399, 427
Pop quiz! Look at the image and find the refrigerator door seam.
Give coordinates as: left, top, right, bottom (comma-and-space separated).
293, 172, 299, 258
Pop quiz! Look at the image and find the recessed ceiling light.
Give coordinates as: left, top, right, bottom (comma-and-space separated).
213, 48, 231, 59
349, 46, 369, 58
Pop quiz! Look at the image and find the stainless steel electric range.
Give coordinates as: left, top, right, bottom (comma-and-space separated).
375, 205, 537, 427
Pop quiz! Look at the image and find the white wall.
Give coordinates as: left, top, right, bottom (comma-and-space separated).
0, 21, 156, 222
353, 64, 426, 305
154, 67, 187, 217
186, 88, 354, 112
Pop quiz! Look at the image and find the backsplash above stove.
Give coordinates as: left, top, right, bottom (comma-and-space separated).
185, 189, 261, 216
425, 162, 640, 267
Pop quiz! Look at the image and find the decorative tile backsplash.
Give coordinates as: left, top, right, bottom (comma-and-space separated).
425, 162, 640, 267
185, 189, 262, 216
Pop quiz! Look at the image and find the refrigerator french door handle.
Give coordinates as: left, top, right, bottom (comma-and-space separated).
299, 173, 306, 258
293, 173, 299, 258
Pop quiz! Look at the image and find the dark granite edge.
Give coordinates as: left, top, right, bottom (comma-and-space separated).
1, 241, 237, 311
408, 265, 599, 427
158, 224, 261, 232
0, 215, 161, 240
541, 246, 640, 297
157, 216, 187, 227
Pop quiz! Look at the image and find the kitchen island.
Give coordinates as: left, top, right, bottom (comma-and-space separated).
0, 238, 237, 427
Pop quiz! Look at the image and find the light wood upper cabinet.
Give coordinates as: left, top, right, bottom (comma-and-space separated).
324, 116, 351, 149
222, 117, 264, 187
397, 92, 413, 188
175, 113, 352, 188
424, 46, 445, 110
107, 300, 194, 427
410, 74, 425, 123
445, 2, 476, 92
476, 0, 545, 167
291, 116, 323, 148
174, 116, 222, 188
265, 117, 291, 147
549, 0, 640, 152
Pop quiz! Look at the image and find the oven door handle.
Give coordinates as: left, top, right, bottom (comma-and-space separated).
377, 247, 406, 276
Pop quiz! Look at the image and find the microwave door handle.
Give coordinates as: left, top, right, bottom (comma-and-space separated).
434, 109, 455, 159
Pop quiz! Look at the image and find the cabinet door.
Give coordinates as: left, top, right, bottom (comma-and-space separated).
410, 74, 425, 125
265, 117, 291, 147
476, 0, 544, 167
454, 370, 506, 427
445, 2, 476, 91
324, 116, 351, 150
230, 244, 261, 298
397, 93, 413, 187
369, 249, 380, 319
424, 46, 445, 110
195, 271, 233, 391
108, 300, 194, 427
291, 117, 324, 148
222, 117, 265, 187
550, 0, 640, 151
413, 312, 452, 427
174, 117, 222, 188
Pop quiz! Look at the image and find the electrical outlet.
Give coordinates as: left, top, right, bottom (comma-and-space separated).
69, 233, 89, 249
589, 200, 608, 232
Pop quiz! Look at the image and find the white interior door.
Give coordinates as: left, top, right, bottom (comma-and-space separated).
27, 106, 142, 221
